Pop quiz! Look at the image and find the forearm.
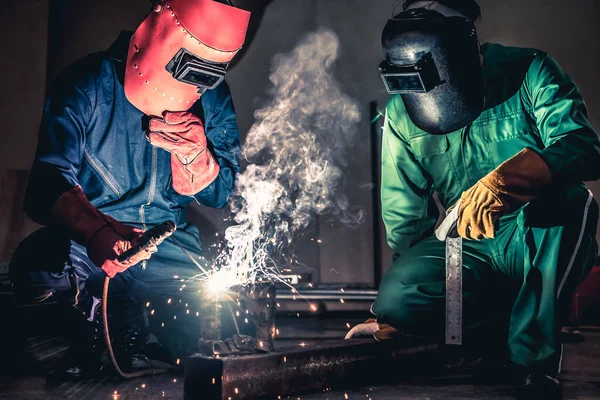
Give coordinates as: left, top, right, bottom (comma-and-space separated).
539, 128, 600, 183
528, 53, 600, 183
26, 73, 92, 223
24, 160, 78, 224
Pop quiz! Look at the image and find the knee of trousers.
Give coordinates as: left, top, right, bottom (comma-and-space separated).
8, 227, 73, 292
372, 259, 445, 333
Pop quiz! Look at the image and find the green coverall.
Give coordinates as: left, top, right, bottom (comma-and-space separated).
373, 43, 600, 370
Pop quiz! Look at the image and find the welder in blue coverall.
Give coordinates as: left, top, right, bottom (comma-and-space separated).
9, 0, 251, 381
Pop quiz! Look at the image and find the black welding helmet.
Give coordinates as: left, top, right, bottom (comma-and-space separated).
379, 8, 484, 135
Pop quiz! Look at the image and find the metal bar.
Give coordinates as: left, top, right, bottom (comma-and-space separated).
184, 338, 441, 400
369, 101, 383, 288
277, 289, 377, 301
280, 283, 375, 290
278, 294, 376, 301
279, 289, 377, 295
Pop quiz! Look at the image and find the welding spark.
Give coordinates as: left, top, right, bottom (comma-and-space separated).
179, 29, 361, 297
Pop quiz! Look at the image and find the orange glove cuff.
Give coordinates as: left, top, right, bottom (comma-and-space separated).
49, 186, 110, 245
480, 147, 552, 212
457, 148, 552, 240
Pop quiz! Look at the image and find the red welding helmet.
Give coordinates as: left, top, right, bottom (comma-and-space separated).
124, 0, 251, 117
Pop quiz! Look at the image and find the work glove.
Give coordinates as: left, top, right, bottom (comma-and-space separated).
344, 318, 400, 341
50, 186, 156, 278
147, 111, 220, 196
439, 148, 551, 240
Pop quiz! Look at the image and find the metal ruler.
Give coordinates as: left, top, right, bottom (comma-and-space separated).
445, 228, 462, 345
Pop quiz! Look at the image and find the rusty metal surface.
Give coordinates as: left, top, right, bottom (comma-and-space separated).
184, 338, 441, 400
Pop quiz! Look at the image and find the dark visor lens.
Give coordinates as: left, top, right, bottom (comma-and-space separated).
167, 48, 228, 90
382, 73, 426, 93
177, 68, 223, 87
378, 53, 441, 94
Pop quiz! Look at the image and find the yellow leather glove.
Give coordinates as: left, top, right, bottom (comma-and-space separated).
457, 148, 551, 240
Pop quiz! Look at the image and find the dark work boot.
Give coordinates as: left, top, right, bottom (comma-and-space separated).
112, 323, 152, 372
514, 371, 563, 400
512, 363, 563, 400
47, 306, 105, 383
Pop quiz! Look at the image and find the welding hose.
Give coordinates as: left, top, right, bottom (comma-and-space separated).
102, 276, 169, 379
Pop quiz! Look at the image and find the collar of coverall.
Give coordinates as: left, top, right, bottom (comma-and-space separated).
405, 1, 469, 19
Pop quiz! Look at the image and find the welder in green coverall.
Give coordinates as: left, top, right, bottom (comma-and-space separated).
347, 1, 600, 399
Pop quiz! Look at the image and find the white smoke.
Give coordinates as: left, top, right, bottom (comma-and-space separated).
212, 28, 363, 287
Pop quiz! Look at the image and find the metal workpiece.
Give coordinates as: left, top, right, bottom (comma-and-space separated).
184, 338, 441, 400
198, 282, 276, 355
234, 282, 277, 351
200, 296, 224, 342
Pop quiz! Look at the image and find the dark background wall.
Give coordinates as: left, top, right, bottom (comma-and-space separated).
1, 1, 599, 297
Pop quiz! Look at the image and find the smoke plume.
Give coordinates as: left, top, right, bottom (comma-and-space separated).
215, 28, 363, 286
